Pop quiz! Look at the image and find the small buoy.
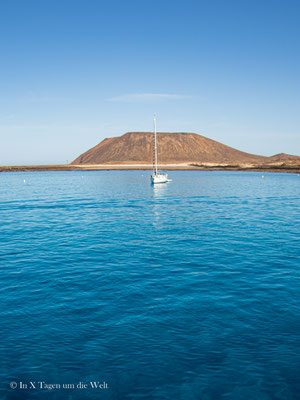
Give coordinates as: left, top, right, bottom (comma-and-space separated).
262, 175, 264, 178
23, 179, 26, 183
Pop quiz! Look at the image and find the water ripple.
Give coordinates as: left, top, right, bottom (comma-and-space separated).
0, 171, 299, 399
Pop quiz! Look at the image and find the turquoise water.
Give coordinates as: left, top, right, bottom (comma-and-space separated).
0, 170, 299, 400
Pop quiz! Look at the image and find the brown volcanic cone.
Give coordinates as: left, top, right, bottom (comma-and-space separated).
71, 132, 272, 165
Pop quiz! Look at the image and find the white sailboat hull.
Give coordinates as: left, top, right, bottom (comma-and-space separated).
151, 173, 171, 184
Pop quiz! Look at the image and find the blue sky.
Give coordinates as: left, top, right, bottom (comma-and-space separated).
0, 0, 299, 164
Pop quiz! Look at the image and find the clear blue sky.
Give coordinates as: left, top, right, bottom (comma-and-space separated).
0, 0, 299, 164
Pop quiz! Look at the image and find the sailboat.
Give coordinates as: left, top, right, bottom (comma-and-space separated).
151, 115, 172, 184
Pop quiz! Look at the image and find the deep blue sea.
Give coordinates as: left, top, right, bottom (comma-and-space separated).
0, 170, 299, 400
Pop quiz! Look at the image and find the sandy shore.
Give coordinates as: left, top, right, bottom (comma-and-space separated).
0, 163, 300, 173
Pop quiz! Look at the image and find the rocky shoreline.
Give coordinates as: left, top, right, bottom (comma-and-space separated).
1, 163, 299, 173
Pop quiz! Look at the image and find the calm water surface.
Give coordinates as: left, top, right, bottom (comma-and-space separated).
0, 171, 299, 400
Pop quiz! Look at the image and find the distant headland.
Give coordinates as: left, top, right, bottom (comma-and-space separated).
1, 132, 300, 173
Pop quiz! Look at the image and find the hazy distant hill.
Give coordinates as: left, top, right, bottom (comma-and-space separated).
71, 132, 300, 165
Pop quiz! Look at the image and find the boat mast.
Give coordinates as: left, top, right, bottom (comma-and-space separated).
154, 114, 158, 175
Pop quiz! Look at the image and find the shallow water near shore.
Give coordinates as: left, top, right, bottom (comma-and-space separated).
0, 170, 299, 400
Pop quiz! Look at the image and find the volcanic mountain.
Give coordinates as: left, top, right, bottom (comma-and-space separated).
71, 132, 299, 165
